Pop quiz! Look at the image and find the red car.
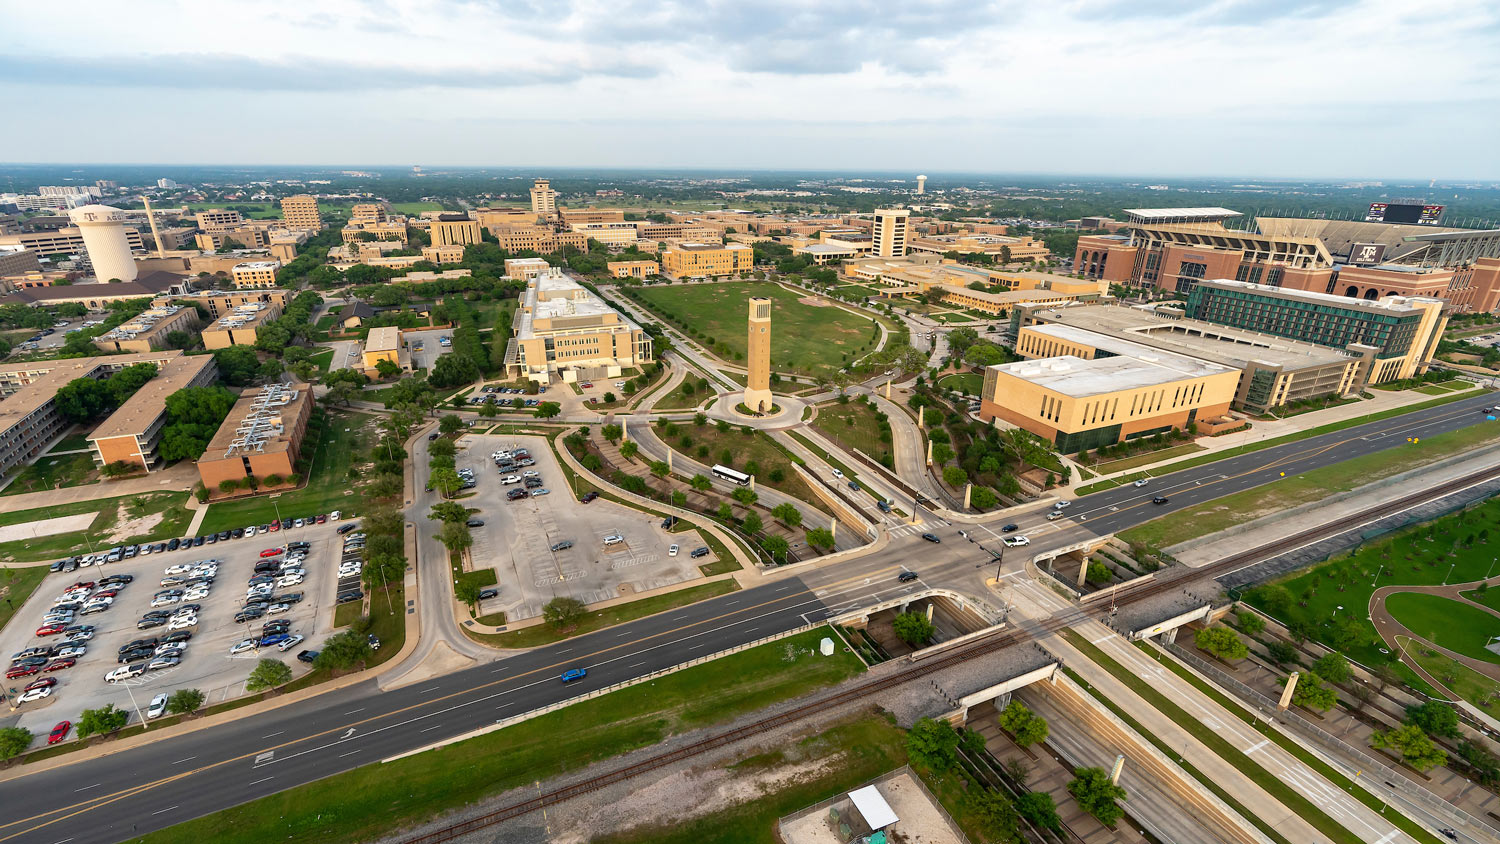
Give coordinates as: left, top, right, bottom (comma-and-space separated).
268, 521, 281, 532
5, 665, 40, 680
35, 623, 67, 637
48, 721, 70, 745
44, 658, 77, 671
69, 581, 95, 591
93, 589, 119, 599
24, 677, 56, 692
259, 548, 284, 558
316, 514, 327, 524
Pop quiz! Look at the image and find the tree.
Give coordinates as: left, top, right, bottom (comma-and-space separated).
962, 790, 1020, 843
535, 401, 562, 419
165, 688, 206, 716
892, 611, 935, 646
428, 501, 469, 523
731, 487, 758, 506
315, 631, 374, 671
997, 700, 1050, 747
602, 423, 622, 443
1016, 791, 1061, 832
1195, 626, 1248, 661
429, 466, 463, 498
970, 486, 998, 509
932, 442, 955, 466
689, 474, 712, 491
942, 465, 968, 487
1265, 641, 1299, 665
455, 579, 482, 607
439, 520, 473, 555
742, 512, 763, 534
375, 358, 401, 380
1312, 653, 1352, 685
963, 342, 1008, 368
717, 501, 734, 521
1068, 767, 1128, 826
1372, 724, 1448, 772
762, 534, 790, 560
76, 704, 129, 739
906, 717, 962, 771
245, 659, 293, 692
439, 414, 464, 435
0, 726, 32, 760
1290, 672, 1338, 712
543, 596, 587, 632
1237, 611, 1266, 635
429, 352, 480, 388
771, 502, 802, 527
603, 391, 617, 403
805, 527, 835, 550
1406, 701, 1461, 738
53, 377, 113, 422
648, 459, 670, 478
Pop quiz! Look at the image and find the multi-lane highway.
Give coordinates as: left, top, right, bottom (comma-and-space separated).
2, 388, 1496, 843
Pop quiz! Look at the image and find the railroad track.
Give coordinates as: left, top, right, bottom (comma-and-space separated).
402, 460, 1500, 844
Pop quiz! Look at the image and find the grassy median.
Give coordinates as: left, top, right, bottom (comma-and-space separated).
464, 580, 739, 648
134, 627, 863, 844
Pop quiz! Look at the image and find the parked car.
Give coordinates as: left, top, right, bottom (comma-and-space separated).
690, 546, 710, 558
478, 588, 499, 600
147, 693, 169, 719
47, 721, 71, 745
297, 650, 320, 664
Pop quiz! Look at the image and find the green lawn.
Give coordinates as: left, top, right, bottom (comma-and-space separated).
1461, 586, 1500, 612
1075, 388, 1492, 496
0, 565, 50, 634
0, 492, 193, 563
1385, 593, 1500, 663
1120, 420, 1500, 551
665, 421, 820, 508
1244, 496, 1500, 670
390, 201, 443, 215
630, 282, 880, 376
936, 372, 984, 395
654, 375, 715, 410
198, 410, 375, 534
835, 283, 882, 299
185, 202, 281, 219
134, 628, 863, 844
466, 580, 738, 647
594, 716, 908, 844
1405, 638, 1500, 721
1091, 443, 1204, 475
44, 432, 91, 453
1, 451, 99, 496
809, 400, 892, 465
1416, 381, 1476, 395
308, 348, 334, 375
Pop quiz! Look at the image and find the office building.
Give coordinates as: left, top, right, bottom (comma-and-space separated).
872, 208, 910, 258
1016, 303, 1366, 414
69, 205, 139, 282
494, 227, 586, 254
845, 258, 1108, 316
1185, 278, 1447, 384
195, 209, 244, 229
39, 186, 101, 199
530, 179, 557, 218
230, 260, 280, 289
606, 260, 659, 279
280, 195, 321, 231
908, 232, 1048, 262
363, 326, 403, 375
660, 242, 753, 277
505, 268, 651, 385
268, 231, 307, 263
0, 225, 146, 258
431, 213, 483, 247
156, 178, 178, 189
744, 297, 773, 413
0, 245, 40, 278
0, 271, 186, 309
422, 243, 466, 265
195, 383, 312, 494
474, 207, 535, 232
505, 257, 553, 280
980, 334, 1240, 453
87, 355, 218, 472
155, 288, 289, 318
340, 219, 407, 244
93, 304, 200, 353
202, 300, 282, 349
560, 208, 625, 226
570, 222, 644, 248
350, 203, 389, 224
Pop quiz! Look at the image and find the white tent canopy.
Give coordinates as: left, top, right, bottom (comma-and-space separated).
849, 785, 899, 829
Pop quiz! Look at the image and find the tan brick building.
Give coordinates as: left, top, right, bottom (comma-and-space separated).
202, 300, 282, 349
660, 242, 752, 277
230, 260, 281, 289
431, 213, 483, 247
93, 304, 200, 353
87, 355, 219, 472
195, 383, 312, 493
606, 260, 659, 279
280, 195, 321, 231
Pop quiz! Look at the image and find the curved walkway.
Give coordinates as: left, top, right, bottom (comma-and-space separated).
1369, 579, 1500, 722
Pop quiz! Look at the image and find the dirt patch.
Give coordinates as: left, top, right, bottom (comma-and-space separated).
104, 504, 166, 544
798, 296, 832, 308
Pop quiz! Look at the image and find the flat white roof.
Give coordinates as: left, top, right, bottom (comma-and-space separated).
234, 260, 281, 270
1125, 207, 1241, 221
849, 785, 899, 830
995, 354, 1216, 397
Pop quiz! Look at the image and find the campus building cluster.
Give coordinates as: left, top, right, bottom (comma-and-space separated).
843, 255, 1108, 316
504, 268, 652, 385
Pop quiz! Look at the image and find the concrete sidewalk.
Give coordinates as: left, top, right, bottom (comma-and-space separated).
0, 461, 199, 511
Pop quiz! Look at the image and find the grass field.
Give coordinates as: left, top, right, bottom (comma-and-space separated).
631, 282, 879, 376
1075, 388, 1491, 495
308, 348, 334, 375
390, 201, 442, 215
1404, 637, 1500, 721
1090, 443, 1204, 475
1385, 592, 1500, 663
0, 492, 193, 563
810, 400, 891, 463
198, 410, 376, 534
185, 202, 281, 219
654, 375, 714, 410
134, 628, 863, 844
44, 432, 91, 453
1244, 496, 1500, 670
466, 580, 738, 647
0, 565, 49, 634
1120, 420, 1500, 551
668, 422, 820, 508
1, 451, 99, 496
1417, 380, 1477, 395
936, 372, 984, 395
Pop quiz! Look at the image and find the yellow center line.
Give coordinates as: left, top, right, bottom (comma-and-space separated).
0, 572, 893, 840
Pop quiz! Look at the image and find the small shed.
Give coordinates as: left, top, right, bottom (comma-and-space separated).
848, 785, 899, 831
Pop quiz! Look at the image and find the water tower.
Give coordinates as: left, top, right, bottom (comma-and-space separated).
916, 175, 927, 195
68, 205, 137, 282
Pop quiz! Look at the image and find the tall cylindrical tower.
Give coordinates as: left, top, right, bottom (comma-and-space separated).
743, 297, 773, 413
916, 174, 927, 194
69, 204, 137, 282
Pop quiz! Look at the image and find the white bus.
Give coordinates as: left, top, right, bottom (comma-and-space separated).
711, 464, 750, 486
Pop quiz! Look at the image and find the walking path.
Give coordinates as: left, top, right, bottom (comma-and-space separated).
0, 461, 199, 511
1370, 577, 1500, 732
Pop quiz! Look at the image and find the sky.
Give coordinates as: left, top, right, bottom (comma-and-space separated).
4, 0, 1499, 179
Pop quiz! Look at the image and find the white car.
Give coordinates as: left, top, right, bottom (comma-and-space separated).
150, 594, 181, 608
147, 693, 169, 719
167, 615, 197, 631
522, 470, 540, 478
500, 475, 522, 485
106, 664, 144, 683
1002, 535, 1030, 547
1054, 500, 1071, 509
278, 567, 306, 578
276, 574, 304, 588
277, 634, 305, 652
164, 563, 194, 576
831, 469, 844, 479
154, 641, 187, 655
229, 638, 258, 655
668, 544, 679, 557
182, 587, 210, 601
244, 525, 257, 537
147, 655, 181, 671
266, 602, 291, 616
330, 510, 342, 520
17, 686, 52, 703
1133, 479, 1148, 488
81, 597, 113, 610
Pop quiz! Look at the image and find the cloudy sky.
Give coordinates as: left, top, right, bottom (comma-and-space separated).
5, 0, 1498, 178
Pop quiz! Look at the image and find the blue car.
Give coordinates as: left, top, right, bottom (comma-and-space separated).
259, 633, 290, 648
560, 668, 587, 683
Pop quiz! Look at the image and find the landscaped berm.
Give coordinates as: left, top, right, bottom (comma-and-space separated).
630, 281, 880, 376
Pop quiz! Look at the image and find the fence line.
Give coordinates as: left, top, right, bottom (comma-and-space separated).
1160, 641, 1493, 837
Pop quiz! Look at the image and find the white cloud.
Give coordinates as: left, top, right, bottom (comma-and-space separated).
3, 0, 1496, 177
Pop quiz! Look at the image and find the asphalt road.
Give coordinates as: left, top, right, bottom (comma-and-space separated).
0, 579, 833, 844
3, 389, 1496, 843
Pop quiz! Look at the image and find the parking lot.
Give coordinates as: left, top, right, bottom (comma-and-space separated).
0, 518, 355, 739
454, 434, 713, 621
404, 328, 452, 371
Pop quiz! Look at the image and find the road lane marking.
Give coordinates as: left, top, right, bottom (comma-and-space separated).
338, 750, 361, 758
262, 731, 283, 738
71, 785, 99, 793
344, 708, 364, 715
171, 757, 194, 765
150, 806, 177, 816
1245, 740, 1268, 754
248, 777, 274, 786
